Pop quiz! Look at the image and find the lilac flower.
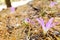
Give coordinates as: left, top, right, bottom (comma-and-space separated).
36, 17, 46, 31
46, 18, 54, 30
10, 7, 15, 12
36, 17, 57, 34
25, 18, 30, 23
24, 18, 35, 25
49, 1, 57, 7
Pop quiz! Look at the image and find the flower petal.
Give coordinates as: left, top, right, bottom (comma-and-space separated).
36, 17, 46, 30
49, 1, 57, 7
25, 18, 35, 25
10, 7, 15, 12
46, 18, 54, 29
25, 18, 30, 23
51, 22, 59, 27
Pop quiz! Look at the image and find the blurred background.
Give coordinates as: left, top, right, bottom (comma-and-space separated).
0, 0, 32, 11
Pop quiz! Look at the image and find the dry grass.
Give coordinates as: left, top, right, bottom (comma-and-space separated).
0, 0, 60, 40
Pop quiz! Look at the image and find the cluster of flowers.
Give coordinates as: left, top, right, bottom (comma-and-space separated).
24, 17, 59, 34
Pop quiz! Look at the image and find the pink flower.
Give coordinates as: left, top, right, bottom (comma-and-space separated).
24, 18, 35, 25
49, 1, 57, 7
10, 7, 15, 12
36, 17, 58, 34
